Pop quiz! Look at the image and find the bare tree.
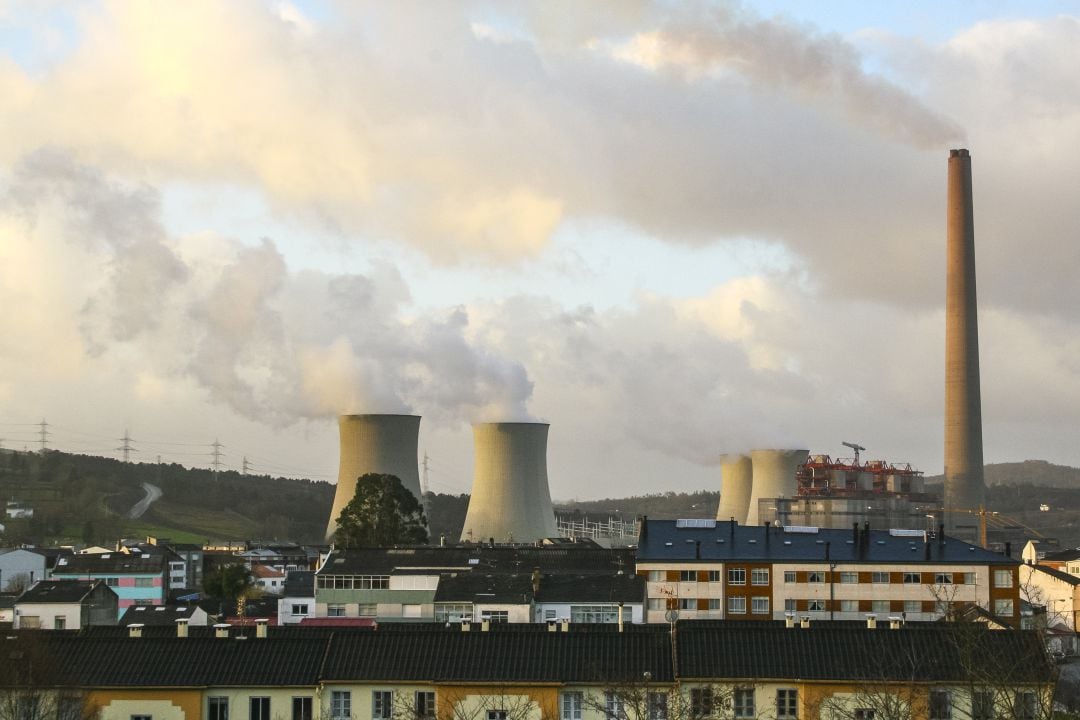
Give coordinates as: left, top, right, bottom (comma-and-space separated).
0, 635, 97, 720
393, 685, 557, 720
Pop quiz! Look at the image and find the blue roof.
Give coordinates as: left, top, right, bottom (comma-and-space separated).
636, 519, 1018, 565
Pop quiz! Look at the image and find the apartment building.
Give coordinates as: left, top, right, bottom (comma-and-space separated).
636, 519, 1020, 624
3, 620, 1053, 720
50, 552, 166, 615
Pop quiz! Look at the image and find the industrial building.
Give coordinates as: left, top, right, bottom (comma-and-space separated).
635, 518, 1020, 625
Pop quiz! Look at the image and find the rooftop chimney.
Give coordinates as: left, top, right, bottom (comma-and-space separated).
785, 613, 796, 628
176, 618, 189, 638
866, 614, 877, 629
255, 619, 268, 638
127, 623, 143, 638
800, 616, 811, 629
214, 623, 230, 639
944, 149, 986, 539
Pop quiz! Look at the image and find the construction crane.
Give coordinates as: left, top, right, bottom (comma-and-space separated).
841, 441, 866, 464
934, 505, 1046, 550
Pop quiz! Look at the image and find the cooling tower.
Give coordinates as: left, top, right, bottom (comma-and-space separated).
746, 449, 809, 526
716, 453, 752, 525
325, 414, 422, 541
460, 422, 557, 543
944, 148, 986, 537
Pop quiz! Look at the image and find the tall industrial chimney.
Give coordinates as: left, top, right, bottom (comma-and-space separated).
745, 449, 808, 526
716, 453, 752, 525
460, 422, 557, 543
325, 414, 422, 541
944, 148, 985, 538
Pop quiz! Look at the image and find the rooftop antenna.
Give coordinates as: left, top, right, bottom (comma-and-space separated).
841, 441, 866, 464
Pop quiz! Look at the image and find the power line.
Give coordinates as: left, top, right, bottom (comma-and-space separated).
210, 439, 225, 477
38, 418, 50, 452
116, 429, 136, 463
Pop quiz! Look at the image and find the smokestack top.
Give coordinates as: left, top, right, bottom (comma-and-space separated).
472, 421, 549, 429
340, 413, 420, 420
950, 148, 970, 158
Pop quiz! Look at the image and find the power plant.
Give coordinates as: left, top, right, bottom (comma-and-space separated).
325, 414, 423, 541
460, 422, 558, 543
716, 453, 752, 525
944, 148, 986, 539
745, 448, 809, 526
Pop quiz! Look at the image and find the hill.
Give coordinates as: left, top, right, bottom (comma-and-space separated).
924, 460, 1080, 489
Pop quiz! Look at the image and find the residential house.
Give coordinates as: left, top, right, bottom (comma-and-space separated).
1020, 563, 1080, 631
50, 552, 166, 615
119, 603, 209, 627
0, 620, 1055, 720
13, 579, 117, 629
253, 564, 286, 595
0, 591, 15, 623
0, 547, 52, 590
277, 571, 315, 625
636, 519, 1022, 624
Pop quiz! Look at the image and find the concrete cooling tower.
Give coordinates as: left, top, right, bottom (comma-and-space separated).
716, 454, 752, 525
460, 422, 558, 543
745, 449, 809, 526
325, 414, 422, 541
944, 149, 986, 538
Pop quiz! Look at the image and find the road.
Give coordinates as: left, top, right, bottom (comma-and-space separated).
127, 482, 163, 519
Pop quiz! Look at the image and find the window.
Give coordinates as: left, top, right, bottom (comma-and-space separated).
372, 692, 393, 720
292, 697, 313, 720
872, 600, 890, 614
727, 596, 746, 614
784, 599, 797, 612
481, 610, 509, 624
561, 692, 583, 720
784, 571, 796, 583
994, 599, 1015, 616
904, 600, 921, 614
648, 693, 667, 720
545, 609, 557, 620
402, 604, 422, 618
135, 578, 155, 587
751, 597, 769, 615
316, 574, 390, 589
690, 688, 714, 718
131, 716, 152, 720
734, 689, 755, 719
929, 691, 951, 720
571, 605, 619, 623
54, 617, 66, 630
1014, 691, 1037, 720
291, 604, 309, 616
872, 572, 889, 584
487, 712, 507, 720
105, 577, 120, 586
358, 604, 377, 617
971, 691, 993, 720
647, 598, 666, 610
708, 598, 722, 611
250, 697, 271, 720
605, 692, 626, 720
840, 600, 858, 613
853, 710, 875, 720
415, 691, 436, 720
327, 604, 347, 617
840, 572, 858, 584
993, 570, 1013, 588
330, 691, 351, 720
680, 570, 697, 582
807, 571, 825, 584
935, 572, 954, 585
807, 600, 825, 612
728, 568, 746, 585
751, 568, 770, 586
19, 615, 40, 629
680, 598, 697, 611
435, 603, 474, 622
903, 572, 921, 584
707, 570, 722, 583
776, 689, 797, 719
208, 697, 229, 720
648, 570, 665, 582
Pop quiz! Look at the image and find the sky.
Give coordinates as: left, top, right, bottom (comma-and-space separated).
1, 1, 1079, 501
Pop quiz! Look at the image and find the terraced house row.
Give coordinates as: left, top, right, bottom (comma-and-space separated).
1, 620, 1053, 720
635, 520, 1021, 624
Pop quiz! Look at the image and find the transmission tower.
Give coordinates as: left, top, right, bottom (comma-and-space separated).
116, 429, 137, 463
211, 439, 225, 477
38, 419, 50, 452
242, 456, 251, 476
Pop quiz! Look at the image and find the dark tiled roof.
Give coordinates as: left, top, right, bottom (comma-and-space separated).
535, 574, 645, 604
322, 626, 674, 683
18, 580, 101, 604
322, 546, 636, 576
637, 520, 1018, 565
434, 573, 533, 603
119, 605, 203, 626
52, 554, 165, 574
284, 570, 315, 596
1039, 547, 1080, 562
676, 621, 1052, 683
1030, 563, 1080, 585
